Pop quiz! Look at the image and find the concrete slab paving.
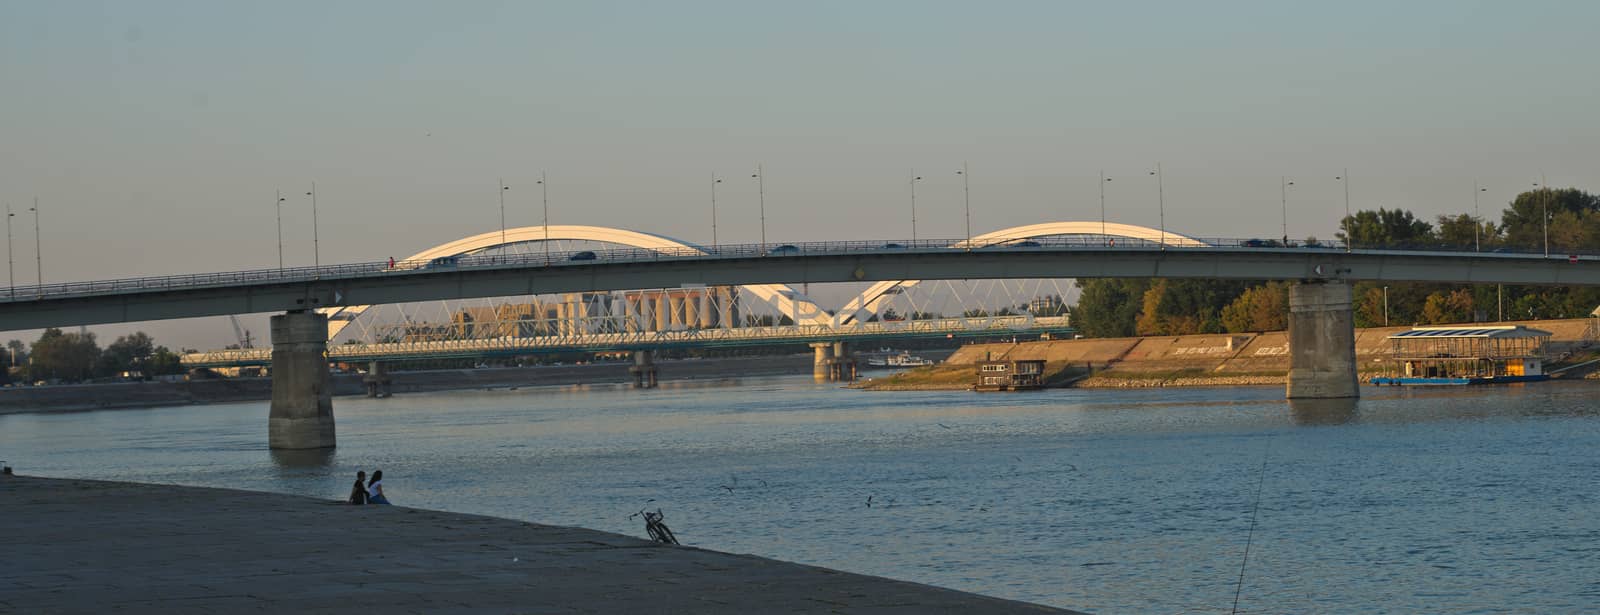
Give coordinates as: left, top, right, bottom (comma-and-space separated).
0, 475, 1080, 614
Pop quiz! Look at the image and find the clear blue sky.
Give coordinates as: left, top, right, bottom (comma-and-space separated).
3, 0, 1597, 348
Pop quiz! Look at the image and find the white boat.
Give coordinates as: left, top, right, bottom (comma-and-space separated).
867, 351, 934, 368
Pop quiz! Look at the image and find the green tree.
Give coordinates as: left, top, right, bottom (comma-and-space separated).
1421, 289, 1475, 324
1072, 279, 1152, 338
1499, 188, 1600, 250
29, 328, 102, 382
1220, 282, 1289, 332
1435, 214, 1497, 250
1338, 208, 1434, 248
97, 332, 156, 377
147, 346, 185, 376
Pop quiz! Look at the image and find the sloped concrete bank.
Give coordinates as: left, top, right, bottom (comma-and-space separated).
0, 475, 1075, 614
857, 318, 1598, 390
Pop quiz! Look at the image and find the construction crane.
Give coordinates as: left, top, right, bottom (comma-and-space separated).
228, 315, 253, 349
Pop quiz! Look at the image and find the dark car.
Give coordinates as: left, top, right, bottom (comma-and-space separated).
880, 243, 906, 250
1013, 240, 1042, 248
426, 256, 460, 269
765, 244, 800, 256
1241, 239, 1268, 248
568, 251, 597, 261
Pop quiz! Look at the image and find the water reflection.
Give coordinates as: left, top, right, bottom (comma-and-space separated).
269, 447, 337, 468
1287, 398, 1359, 426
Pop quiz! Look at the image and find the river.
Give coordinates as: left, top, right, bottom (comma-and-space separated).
2, 376, 1596, 613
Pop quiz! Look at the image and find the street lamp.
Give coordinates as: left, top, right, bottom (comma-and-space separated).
752, 164, 766, 252
5, 203, 13, 296
306, 183, 320, 267
1533, 175, 1549, 256
957, 162, 971, 248
272, 191, 286, 270
1280, 177, 1294, 246
909, 170, 923, 243
710, 173, 723, 248
537, 171, 549, 262
1149, 164, 1165, 249
498, 178, 510, 249
29, 197, 41, 284
1099, 171, 1111, 244
1473, 181, 1487, 252
1335, 170, 1350, 251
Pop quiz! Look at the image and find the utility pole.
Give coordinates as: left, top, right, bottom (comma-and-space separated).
273, 190, 285, 270
5, 203, 13, 297
1280, 177, 1294, 246
538, 171, 549, 262
710, 172, 722, 248
1383, 286, 1390, 327
307, 182, 320, 267
29, 197, 41, 284
958, 162, 971, 248
1473, 181, 1486, 252
1336, 170, 1351, 251
498, 178, 509, 249
909, 170, 923, 243
1150, 164, 1165, 249
1540, 172, 1550, 257
1098, 170, 1109, 242
753, 164, 766, 252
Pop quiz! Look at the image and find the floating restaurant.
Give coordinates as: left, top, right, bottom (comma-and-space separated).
975, 358, 1047, 391
1371, 325, 1552, 386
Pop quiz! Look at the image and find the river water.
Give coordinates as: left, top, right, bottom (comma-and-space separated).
3, 375, 1597, 613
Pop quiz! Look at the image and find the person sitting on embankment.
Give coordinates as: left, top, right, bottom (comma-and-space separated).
367, 470, 391, 505
348, 470, 368, 505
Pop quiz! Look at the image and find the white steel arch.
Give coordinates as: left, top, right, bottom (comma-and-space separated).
835, 221, 1210, 324
321, 225, 830, 339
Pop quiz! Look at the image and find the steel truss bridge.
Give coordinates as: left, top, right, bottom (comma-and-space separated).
181, 315, 1072, 368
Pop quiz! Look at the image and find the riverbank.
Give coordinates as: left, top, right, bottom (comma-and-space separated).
0, 354, 816, 415
855, 317, 1598, 390
0, 474, 1073, 614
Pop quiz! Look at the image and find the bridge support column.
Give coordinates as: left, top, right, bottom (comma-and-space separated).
811, 342, 835, 382
1287, 281, 1359, 399
268, 311, 336, 450
363, 361, 392, 398
833, 341, 856, 382
629, 350, 658, 389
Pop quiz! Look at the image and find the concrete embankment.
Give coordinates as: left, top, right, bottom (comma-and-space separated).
856, 317, 1599, 390
0, 354, 816, 415
0, 474, 1074, 614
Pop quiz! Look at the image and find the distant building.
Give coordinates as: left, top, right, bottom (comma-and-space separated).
1028, 294, 1067, 316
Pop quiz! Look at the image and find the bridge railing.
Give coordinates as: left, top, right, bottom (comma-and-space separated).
4, 234, 1590, 304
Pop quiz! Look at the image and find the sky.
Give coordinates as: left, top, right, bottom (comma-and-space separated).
3, 0, 1598, 350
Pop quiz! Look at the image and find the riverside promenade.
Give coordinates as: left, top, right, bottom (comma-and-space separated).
0, 475, 1076, 614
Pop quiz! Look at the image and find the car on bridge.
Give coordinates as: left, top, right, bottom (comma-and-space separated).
426, 256, 460, 269
568, 251, 598, 261
880, 243, 906, 250
765, 244, 800, 256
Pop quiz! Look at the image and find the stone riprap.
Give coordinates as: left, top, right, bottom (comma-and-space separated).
0, 475, 1076, 614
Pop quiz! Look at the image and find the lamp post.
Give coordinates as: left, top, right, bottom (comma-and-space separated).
957, 162, 971, 248
1099, 171, 1111, 244
498, 178, 510, 249
1473, 181, 1487, 252
710, 172, 723, 248
1534, 174, 1549, 256
1336, 170, 1350, 251
29, 197, 41, 284
1149, 164, 1165, 249
5, 203, 13, 296
537, 171, 549, 261
306, 183, 320, 267
1280, 177, 1294, 246
909, 170, 923, 243
1382, 285, 1390, 327
752, 164, 766, 252
271, 191, 285, 270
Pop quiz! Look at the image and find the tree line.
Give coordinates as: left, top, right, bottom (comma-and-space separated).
1073, 187, 1600, 337
1, 330, 186, 385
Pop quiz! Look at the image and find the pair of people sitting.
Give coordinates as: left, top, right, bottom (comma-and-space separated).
347, 470, 391, 505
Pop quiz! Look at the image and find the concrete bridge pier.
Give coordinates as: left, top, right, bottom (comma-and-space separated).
268, 311, 336, 450
810, 342, 835, 382
832, 341, 857, 382
363, 361, 392, 398
629, 350, 658, 389
1287, 280, 1359, 399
